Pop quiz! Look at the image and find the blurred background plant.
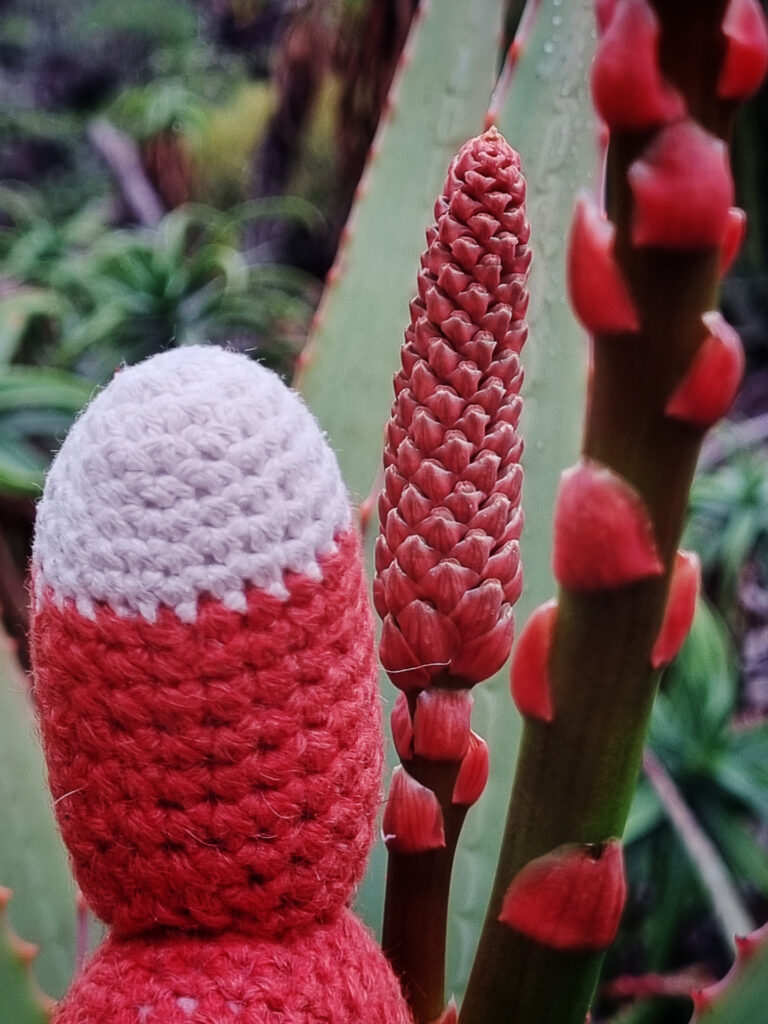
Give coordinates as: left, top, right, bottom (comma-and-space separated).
1, 1, 768, 1022
0, 0, 419, 666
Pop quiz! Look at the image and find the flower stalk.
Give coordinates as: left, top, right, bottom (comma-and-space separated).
375, 127, 531, 1023
460, 2, 768, 1023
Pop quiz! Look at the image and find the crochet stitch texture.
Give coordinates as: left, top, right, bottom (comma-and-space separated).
33, 346, 350, 621
31, 346, 410, 1023
53, 911, 408, 1024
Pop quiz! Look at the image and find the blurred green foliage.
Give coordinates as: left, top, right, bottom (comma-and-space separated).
685, 451, 768, 614
0, 190, 316, 496
605, 597, 768, 1023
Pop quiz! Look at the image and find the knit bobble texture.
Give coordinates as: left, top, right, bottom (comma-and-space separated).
31, 346, 383, 939
53, 911, 410, 1024
33, 345, 350, 621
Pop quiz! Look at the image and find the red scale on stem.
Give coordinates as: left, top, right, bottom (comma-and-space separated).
591, 0, 685, 132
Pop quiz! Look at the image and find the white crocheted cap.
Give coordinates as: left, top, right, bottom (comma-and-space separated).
33, 346, 351, 622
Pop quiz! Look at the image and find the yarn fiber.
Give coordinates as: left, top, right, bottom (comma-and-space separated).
30, 346, 410, 1023
53, 911, 408, 1024
34, 530, 380, 937
33, 345, 350, 621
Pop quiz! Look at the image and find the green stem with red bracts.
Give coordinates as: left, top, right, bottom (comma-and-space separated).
383, 774, 468, 1024
461, 2, 744, 1022
383, 688, 474, 1024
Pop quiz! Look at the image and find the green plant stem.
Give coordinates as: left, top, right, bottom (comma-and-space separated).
462, 2, 734, 1022
383, 780, 468, 1024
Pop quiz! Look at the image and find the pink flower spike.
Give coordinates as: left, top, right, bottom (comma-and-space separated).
553, 460, 663, 591
413, 688, 473, 762
721, 207, 747, 275
391, 692, 414, 760
452, 731, 490, 805
595, 0, 619, 35
591, 0, 685, 131
651, 551, 701, 668
510, 600, 557, 723
665, 312, 745, 429
498, 840, 627, 951
382, 767, 446, 855
377, 129, 529, 690
629, 121, 734, 249
567, 193, 640, 334
718, 0, 768, 101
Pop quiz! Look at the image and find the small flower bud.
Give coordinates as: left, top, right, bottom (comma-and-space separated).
452, 732, 490, 806
430, 1000, 458, 1024
391, 692, 414, 760
553, 460, 663, 591
665, 312, 745, 429
413, 689, 473, 761
721, 207, 747, 275
651, 550, 700, 669
382, 767, 446, 854
628, 120, 734, 249
591, 0, 685, 131
567, 193, 640, 334
510, 600, 557, 723
498, 839, 626, 951
718, 0, 768, 101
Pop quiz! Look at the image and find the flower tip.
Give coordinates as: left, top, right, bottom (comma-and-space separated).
595, 0, 618, 35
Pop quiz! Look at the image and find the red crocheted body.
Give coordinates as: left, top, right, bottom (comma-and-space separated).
32, 528, 382, 938
52, 910, 412, 1024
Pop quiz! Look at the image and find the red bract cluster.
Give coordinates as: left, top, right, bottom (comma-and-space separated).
375, 127, 530, 693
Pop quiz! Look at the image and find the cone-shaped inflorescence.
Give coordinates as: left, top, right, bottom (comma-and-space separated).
461, 3, 768, 1024
376, 126, 530, 1024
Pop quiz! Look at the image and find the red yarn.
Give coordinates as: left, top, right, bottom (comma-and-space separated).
32, 529, 382, 939
53, 910, 411, 1023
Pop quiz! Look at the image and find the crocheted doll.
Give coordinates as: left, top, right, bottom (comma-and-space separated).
30, 346, 411, 1024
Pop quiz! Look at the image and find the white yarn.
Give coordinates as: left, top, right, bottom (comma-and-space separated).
33, 346, 351, 622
